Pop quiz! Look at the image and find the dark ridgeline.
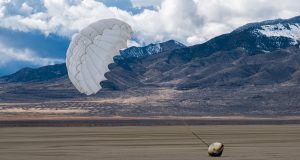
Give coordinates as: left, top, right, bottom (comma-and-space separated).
1, 16, 300, 116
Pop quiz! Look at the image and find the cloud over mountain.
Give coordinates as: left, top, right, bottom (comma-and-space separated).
1, 0, 300, 76
1, 0, 300, 45
0, 41, 64, 76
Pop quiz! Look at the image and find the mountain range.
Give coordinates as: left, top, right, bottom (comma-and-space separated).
1, 16, 300, 117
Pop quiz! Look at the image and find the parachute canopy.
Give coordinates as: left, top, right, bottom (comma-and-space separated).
66, 19, 132, 95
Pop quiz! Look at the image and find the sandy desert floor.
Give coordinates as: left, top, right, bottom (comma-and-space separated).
0, 125, 299, 160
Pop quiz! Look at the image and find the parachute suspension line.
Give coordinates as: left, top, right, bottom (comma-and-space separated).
192, 131, 209, 147
179, 103, 209, 147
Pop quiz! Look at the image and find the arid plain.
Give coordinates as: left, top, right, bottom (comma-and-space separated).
0, 125, 299, 160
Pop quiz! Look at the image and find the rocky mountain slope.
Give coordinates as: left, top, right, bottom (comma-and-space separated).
169, 16, 300, 63
1, 16, 300, 116
104, 16, 300, 90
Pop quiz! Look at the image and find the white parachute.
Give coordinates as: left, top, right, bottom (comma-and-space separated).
66, 19, 132, 95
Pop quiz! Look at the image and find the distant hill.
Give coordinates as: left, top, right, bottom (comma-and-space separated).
1, 63, 67, 82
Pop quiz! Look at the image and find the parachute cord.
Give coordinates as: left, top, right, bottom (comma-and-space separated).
192, 131, 209, 147
179, 103, 209, 147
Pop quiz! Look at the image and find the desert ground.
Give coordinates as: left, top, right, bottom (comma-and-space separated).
0, 125, 299, 160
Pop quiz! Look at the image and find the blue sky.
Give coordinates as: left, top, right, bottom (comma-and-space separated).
0, 0, 300, 76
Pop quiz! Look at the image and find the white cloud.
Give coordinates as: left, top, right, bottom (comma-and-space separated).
127, 40, 141, 47
21, 2, 33, 14
1, 0, 300, 46
130, 0, 161, 8
0, 0, 9, 18
0, 42, 64, 67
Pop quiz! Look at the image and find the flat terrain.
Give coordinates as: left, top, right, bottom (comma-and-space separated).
0, 125, 299, 160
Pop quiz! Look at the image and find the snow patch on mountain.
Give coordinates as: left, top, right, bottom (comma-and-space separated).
173, 40, 186, 48
257, 23, 300, 44
120, 43, 162, 59
113, 40, 186, 62
145, 43, 162, 56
